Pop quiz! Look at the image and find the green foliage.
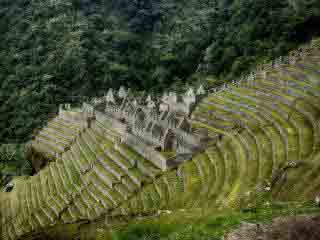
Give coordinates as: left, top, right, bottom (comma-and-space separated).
0, 0, 320, 143
0, 144, 32, 178
107, 202, 320, 240
202, 0, 320, 80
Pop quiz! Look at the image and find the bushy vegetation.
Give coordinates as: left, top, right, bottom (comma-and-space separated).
0, 144, 32, 184
0, 0, 319, 143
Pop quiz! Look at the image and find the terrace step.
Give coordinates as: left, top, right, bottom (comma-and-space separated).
89, 175, 124, 207
31, 141, 57, 158
55, 112, 86, 126
38, 131, 70, 146
56, 117, 85, 129
35, 136, 65, 152
91, 121, 119, 142
205, 147, 225, 202
42, 127, 75, 141
114, 183, 131, 200
88, 165, 119, 189
71, 141, 90, 169
48, 121, 80, 136
209, 91, 285, 168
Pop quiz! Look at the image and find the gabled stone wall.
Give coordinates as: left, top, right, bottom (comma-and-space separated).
79, 85, 207, 170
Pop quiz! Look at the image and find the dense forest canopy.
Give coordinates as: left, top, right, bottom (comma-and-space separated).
0, 0, 319, 144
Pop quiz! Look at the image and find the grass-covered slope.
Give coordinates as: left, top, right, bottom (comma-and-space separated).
106, 39, 320, 220
0, 117, 161, 240
96, 202, 320, 240
1, 40, 320, 240
13, 202, 320, 239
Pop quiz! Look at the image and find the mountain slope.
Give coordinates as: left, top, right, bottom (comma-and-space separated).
1, 38, 320, 240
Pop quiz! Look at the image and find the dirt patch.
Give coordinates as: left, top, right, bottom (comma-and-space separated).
225, 215, 320, 240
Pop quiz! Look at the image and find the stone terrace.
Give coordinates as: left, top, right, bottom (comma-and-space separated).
1, 39, 320, 240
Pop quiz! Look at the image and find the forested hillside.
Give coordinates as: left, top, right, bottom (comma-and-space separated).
0, 0, 319, 143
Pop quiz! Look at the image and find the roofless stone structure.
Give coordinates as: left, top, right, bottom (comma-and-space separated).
87, 85, 207, 170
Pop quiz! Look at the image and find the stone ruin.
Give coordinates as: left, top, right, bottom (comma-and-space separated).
74, 85, 208, 169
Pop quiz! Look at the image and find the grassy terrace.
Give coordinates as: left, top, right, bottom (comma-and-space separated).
101, 42, 320, 222
2, 41, 320, 240
31, 113, 88, 162
1, 116, 163, 239
21, 119, 162, 236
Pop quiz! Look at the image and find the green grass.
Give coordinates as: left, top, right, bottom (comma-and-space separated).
106, 202, 320, 240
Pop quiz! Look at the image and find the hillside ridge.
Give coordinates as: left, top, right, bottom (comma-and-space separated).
1, 38, 320, 240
